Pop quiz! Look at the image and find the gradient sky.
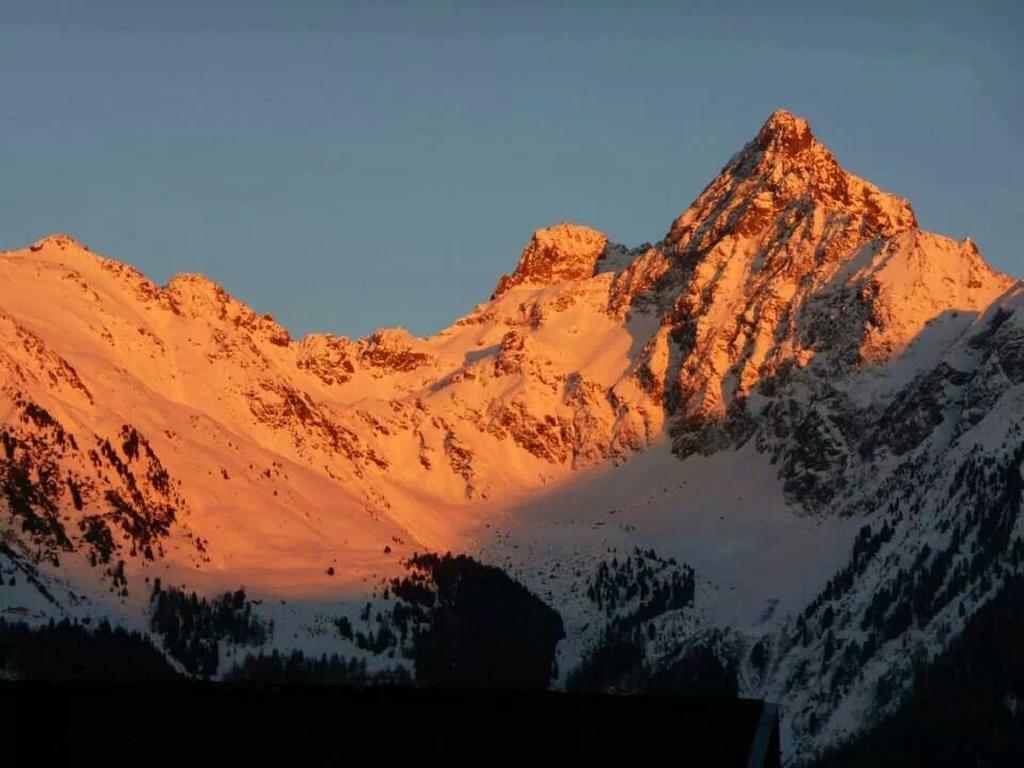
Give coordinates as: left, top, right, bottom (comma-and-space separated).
2, 1, 1020, 338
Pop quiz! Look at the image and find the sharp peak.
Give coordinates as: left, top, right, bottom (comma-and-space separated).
744, 108, 916, 216
753, 109, 818, 157
763, 107, 804, 124
667, 110, 918, 251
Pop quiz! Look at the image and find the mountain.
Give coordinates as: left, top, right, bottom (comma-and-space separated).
2, 110, 1022, 763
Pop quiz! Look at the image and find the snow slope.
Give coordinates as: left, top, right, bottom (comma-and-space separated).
3, 110, 1022, 763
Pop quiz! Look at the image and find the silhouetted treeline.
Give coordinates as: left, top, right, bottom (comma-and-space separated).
811, 574, 1024, 767
225, 649, 412, 686
587, 548, 695, 619
641, 644, 739, 698
391, 552, 565, 690
567, 549, 729, 697
0, 618, 179, 682
149, 580, 268, 677
565, 636, 643, 693
567, 631, 737, 698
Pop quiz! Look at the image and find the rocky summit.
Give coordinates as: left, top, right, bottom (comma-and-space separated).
2, 111, 1022, 763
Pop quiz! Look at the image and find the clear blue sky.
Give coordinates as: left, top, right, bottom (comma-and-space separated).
2, 1, 1020, 338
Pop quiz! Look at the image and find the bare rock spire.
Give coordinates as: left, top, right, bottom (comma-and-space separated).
492, 222, 609, 298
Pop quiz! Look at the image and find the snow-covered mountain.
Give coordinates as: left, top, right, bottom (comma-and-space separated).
3, 110, 1022, 762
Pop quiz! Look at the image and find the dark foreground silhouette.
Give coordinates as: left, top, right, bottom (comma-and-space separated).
0, 681, 778, 766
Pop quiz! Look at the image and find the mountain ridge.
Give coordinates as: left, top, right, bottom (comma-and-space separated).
2, 110, 1022, 763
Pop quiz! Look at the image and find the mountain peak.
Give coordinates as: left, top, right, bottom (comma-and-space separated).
2, 111, 1020, 768
27, 233, 90, 254
11, 233, 109, 273
668, 110, 917, 252
754, 108, 815, 157
165, 271, 230, 302
492, 222, 609, 298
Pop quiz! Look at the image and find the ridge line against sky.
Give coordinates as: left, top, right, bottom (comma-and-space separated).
1, 0, 1020, 339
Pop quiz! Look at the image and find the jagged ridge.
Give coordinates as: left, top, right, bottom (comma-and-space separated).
2, 110, 1022, 764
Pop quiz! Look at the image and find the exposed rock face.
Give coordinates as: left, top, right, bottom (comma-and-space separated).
2, 107, 1013, 547
358, 328, 433, 373
628, 111, 1014, 500
0, 394, 197, 581
3, 109, 1023, 764
295, 334, 357, 386
662, 112, 917, 419
493, 222, 610, 297
668, 110, 917, 251
607, 246, 672, 320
